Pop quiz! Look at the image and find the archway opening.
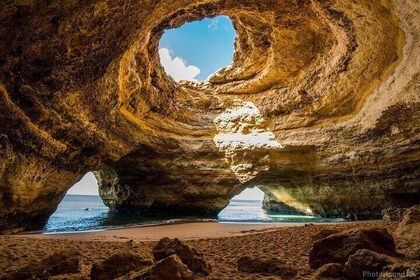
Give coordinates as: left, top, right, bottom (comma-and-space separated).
159, 15, 236, 82
44, 172, 109, 232
218, 187, 268, 222
218, 187, 345, 223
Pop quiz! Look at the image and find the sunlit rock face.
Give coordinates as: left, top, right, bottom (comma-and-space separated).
0, 0, 419, 232
213, 100, 282, 183
260, 187, 313, 216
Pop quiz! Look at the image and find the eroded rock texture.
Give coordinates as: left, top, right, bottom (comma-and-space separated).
0, 0, 419, 232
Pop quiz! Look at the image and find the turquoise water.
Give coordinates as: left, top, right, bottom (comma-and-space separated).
43, 195, 344, 233
218, 199, 344, 223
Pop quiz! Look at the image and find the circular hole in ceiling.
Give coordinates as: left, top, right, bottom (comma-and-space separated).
159, 15, 236, 83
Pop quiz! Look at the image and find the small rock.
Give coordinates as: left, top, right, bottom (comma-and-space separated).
343, 249, 394, 280
309, 228, 397, 269
153, 237, 211, 276
314, 263, 345, 279
237, 256, 297, 277
91, 253, 153, 280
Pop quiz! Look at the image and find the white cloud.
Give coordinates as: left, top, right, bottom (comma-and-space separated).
208, 18, 218, 31
159, 48, 201, 82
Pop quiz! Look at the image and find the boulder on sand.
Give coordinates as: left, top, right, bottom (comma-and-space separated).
153, 237, 211, 276
153, 254, 194, 280
343, 249, 394, 280
309, 228, 397, 269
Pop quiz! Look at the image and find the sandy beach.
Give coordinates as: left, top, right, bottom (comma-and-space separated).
0, 220, 399, 279
27, 221, 358, 241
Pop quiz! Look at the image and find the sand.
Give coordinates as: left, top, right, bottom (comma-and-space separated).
0, 221, 398, 279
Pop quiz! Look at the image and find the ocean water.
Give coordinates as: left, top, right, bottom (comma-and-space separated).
43, 195, 344, 233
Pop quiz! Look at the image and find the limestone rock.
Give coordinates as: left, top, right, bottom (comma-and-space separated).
398, 205, 420, 228
309, 228, 397, 269
395, 205, 420, 260
382, 208, 408, 222
261, 187, 310, 215
91, 253, 153, 280
237, 256, 297, 277
4, 249, 80, 280
0, 0, 419, 232
343, 249, 394, 280
152, 237, 210, 276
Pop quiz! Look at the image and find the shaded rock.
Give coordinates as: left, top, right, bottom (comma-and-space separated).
382, 208, 408, 222
313, 263, 345, 279
3, 249, 80, 280
395, 205, 420, 260
154, 255, 194, 280
343, 249, 394, 280
153, 237, 210, 276
237, 256, 297, 277
309, 228, 397, 269
91, 253, 153, 280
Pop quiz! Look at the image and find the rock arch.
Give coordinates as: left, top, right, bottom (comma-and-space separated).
0, 0, 419, 232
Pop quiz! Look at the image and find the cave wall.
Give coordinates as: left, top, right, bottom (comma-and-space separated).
0, 0, 419, 232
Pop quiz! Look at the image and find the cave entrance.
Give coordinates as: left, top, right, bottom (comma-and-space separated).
158, 15, 236, 82
44, 172, 109, 232
218, 187, 339, 223
217, 187, 268, 222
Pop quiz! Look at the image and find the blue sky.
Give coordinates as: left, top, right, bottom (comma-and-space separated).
66, 16, 265, 199
159, 15, 236, 81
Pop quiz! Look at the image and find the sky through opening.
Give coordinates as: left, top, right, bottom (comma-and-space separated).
159, 15, 236, 82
